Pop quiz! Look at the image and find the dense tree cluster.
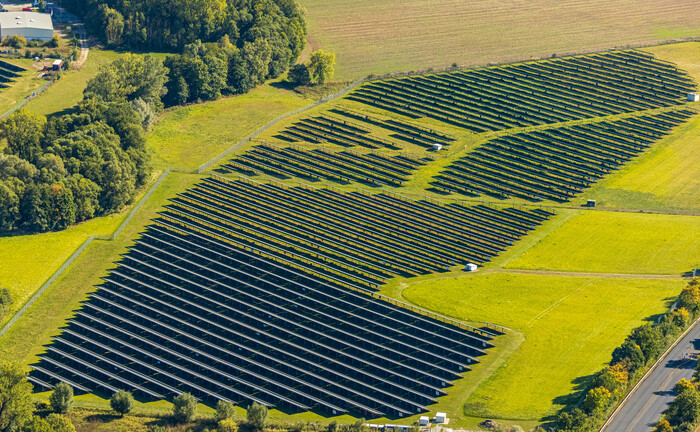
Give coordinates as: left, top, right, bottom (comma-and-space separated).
0, 56, 158, 234
555, 279, 700, 432
63, 0, 306, 102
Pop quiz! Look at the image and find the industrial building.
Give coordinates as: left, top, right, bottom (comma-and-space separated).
0, 11, 53, 41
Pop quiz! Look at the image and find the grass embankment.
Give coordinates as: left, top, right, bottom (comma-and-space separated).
506, 211, 700, 275
148, 83, 313, 172
401, 272, 682, 425
299, 0, 700, 79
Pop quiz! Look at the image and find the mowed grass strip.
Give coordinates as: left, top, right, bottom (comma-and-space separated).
402, 272, 682, 421
506, 211, 700, 275
300, 0, 700, 79
148, 83, 312, 172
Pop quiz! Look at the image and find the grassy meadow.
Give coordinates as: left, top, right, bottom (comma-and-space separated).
299, 0, 700, 79
401, 272, 683, 423
506, 211, 700, 275
148, 83, 312, 172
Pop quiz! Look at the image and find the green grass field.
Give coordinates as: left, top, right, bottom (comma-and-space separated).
300, 0, 700, 79
148, 83, 312, 172
400, 272, 682, 422
506, 211, 700, 275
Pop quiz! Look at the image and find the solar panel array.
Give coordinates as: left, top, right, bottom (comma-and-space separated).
30, 177, 553, 417
348, 50, 696, 132
434, 110, 696, 201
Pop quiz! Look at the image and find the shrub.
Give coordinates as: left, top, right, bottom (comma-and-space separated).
288, 64, 311, 86
49, 382, 73, 413
666, 389, 700, 425
327, 420, 339, 432
679, 279, 700, 312
581, 386, 612, 414
675, 378, 695, 395
246, 402, 268, 431
215, 400, 236, 421
653, 419, 672, 432
611, 340, 645, 372
218, 418, 238, 432
172, 392, 197, 423
46, 413, 76, 432
110, 390, 135, 415
47, 35, 59, 48
7, 35, 27, 48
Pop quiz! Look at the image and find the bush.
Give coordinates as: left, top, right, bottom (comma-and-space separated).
110, 390, 135, 415
288, 64, 311, 86
46, 413, 76, 432
246, 402, 268, 431
218, 418, 238, 432
47, 35, 60, 48
581, 386, 612, 414
6, 35, 27, 48
172, 392, 197, 423
49, 382, 73, 413
327, 420, 339, 432
675, 378, 695, 395
215, 400, 236, 421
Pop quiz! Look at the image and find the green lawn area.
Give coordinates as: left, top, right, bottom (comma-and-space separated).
401, 271, 682, 422
506, 211, 700, 275
147, 83, 312, 172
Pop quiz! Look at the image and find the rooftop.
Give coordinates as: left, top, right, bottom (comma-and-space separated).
0, 11, 53, 31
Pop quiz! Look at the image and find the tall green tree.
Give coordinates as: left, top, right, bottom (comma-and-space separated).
172, 393, 196, 423
246, 402, 268, 431
110, 390, 135, 415
50, 382, 74, 414
308, 50, 336, 84
0, 109, 45, 162
0, 361, 34, 431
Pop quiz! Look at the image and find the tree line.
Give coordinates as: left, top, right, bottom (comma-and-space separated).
62, 0, 306, 102
1, 359, 405, 432
555, 279, 700, 432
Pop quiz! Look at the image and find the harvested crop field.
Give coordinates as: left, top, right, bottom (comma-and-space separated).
300, 0, 700, 79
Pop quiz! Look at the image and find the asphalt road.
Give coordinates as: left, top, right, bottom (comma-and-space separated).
601, 321, 700, 432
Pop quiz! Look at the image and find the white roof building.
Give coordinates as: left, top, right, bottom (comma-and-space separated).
0, 12, 53, 41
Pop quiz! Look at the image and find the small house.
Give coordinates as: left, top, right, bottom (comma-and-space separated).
465, 263, 477, 272
688, 93, 699, 102
419, 416, 429, 426
52, 59, 62, 71
435, 413, 446, 424
587, 199, 596, 207
432, 143, 443, 151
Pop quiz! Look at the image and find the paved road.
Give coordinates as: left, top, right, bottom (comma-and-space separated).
601, 321, 700, 432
